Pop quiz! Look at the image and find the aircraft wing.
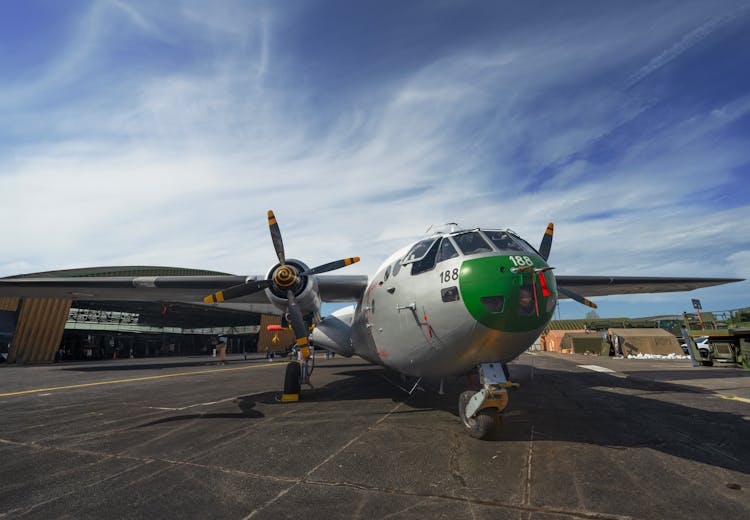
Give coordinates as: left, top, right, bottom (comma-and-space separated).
0, 274, 369, 303
555, 276, 743, 298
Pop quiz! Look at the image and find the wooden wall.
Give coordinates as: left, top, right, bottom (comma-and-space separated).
257, 314, 295, 353
8, 298, 72, 363
0, 297, 19, 312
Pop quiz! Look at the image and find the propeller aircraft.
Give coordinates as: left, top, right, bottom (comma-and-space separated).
0, 211, 742, 439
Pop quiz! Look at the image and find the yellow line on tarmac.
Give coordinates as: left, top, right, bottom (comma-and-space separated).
0, 362, 280, 398
719, 394, 750, 404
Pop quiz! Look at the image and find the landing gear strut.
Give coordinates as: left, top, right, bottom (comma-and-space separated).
458, 362, 511, 439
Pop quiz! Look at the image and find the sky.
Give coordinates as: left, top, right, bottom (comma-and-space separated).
1, 0, 749, 320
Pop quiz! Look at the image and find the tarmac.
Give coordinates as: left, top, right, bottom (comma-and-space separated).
1, 351, 749, 520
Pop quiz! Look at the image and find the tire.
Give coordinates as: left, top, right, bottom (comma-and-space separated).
459, 390, 500, 440
283, 362, 301, 395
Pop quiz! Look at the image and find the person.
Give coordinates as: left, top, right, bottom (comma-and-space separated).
217, 336, 227, 365
613, 334, 621, 358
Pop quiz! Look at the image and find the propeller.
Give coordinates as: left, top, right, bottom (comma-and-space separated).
203, 210, 360, 354
268, 210, 286, 265
203, 279, 271, 303
537, 221, 597, 308
538, 222, 554, 261
558, 287, 598, 309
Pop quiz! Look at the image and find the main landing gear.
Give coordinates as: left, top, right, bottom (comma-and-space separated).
458, 362, 513, 439
281, 362, 301, 402
280, 350, 316, 402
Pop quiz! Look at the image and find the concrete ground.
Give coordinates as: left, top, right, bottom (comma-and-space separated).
0, 352, 748, 520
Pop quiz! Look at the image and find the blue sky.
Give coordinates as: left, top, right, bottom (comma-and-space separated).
1, 0, 749, 319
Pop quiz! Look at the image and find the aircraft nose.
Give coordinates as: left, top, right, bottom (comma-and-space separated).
458, 255, 556, 332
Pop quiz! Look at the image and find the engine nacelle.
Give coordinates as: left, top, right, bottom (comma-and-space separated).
264, 259, 322, 318
310, 305, 355, 357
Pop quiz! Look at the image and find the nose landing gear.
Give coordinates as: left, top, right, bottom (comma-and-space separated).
458, 362, 512, 439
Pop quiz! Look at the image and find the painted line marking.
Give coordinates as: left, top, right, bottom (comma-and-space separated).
577, 364, 615, 373
719, 394, 750, 404
146, 396, 238, 412
0, 363, 279, 398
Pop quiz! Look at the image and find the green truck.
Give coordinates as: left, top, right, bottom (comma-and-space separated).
680, 308, 750, 370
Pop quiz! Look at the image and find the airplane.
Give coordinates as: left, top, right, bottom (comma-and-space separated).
0, 211, 742, 439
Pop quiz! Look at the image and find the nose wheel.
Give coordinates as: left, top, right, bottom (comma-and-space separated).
458, 362, 512, 439
459, 390, 501, 439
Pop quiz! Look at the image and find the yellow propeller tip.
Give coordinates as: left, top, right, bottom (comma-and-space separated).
353, 257, 360, 263
267, 210, 275, 217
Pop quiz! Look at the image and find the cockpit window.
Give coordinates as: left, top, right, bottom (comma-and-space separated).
511, 234, 541, 256
392, 259, 402, 277
452, 231, 493, 256
411, 239, 441, 275
402, 238, 437, 264
435, 238, 459, 263
483, 231, 524, 253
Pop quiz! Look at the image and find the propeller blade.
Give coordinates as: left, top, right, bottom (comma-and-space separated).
558, 287, 598, 309
539, 222, 554, 261
268, 210, 285, 265
286, 289, 310, 349
301, 257, 360, 276
203, 279, 271, 303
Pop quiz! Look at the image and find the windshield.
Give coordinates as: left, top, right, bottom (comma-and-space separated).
483, 230, 524, 253
507, 232, 540, 255
452, 231, 493, 255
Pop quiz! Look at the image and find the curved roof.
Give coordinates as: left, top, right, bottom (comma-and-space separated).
4, 266, 233, 279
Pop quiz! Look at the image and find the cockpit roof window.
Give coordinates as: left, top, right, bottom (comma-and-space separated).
402, 238, 438, 265
482, 230, 524, 253
452, 231, 493, 256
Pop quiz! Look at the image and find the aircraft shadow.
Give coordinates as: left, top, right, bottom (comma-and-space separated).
617, 367, 748, 381
132, 360, 749, 475
269, 363, 750, 475
137, 395, 265, 426
496, 362, 750, 474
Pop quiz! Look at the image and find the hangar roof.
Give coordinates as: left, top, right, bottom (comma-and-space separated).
4, 266, 232, 279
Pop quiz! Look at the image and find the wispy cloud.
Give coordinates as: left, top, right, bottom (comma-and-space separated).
0, 1, 748, 318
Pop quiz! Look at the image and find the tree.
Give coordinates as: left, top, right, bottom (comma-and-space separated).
585, 310, 600, 320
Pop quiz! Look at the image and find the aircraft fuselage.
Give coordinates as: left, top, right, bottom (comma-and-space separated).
322, 228, 558, 377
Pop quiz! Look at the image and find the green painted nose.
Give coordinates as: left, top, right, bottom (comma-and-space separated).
458, 255, 556, 333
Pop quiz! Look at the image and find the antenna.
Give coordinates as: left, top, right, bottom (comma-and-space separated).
425, 222, 460, 235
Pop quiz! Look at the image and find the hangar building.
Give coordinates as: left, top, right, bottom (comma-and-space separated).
0, 266, 289, 364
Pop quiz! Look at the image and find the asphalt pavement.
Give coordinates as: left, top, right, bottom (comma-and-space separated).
1, 352, 748, 519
